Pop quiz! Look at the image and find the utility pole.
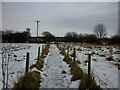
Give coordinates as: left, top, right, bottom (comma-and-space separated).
36, 21, 40, 37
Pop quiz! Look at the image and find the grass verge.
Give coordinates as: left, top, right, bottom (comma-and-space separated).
13, 71, 40, 89
69, 61, 83, 81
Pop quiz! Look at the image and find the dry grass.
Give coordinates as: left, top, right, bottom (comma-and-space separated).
69, 61, 84, 81
30, 43, 50, 70
114, 51, 120, 54
70, 52, 76, 58
76, 60, 81, 64
30, 60, 44, 70
92, 59, 97, 61
13, 71, 40, 89
57, 43, 101, 89
63, 55, 72, 64
99, 54, 106, 57
14, 43, 51, 89
79, 74, 101, 90
106, 56, 114, 61
77, 48, 82, 51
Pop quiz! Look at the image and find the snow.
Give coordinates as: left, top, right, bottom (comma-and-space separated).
0, 43, 44, 88
40, 44, 74, 88
0, 43, 119, 89
69, 80, 80, 88
91, 56, 118, 88
0, 44, 3, 90
75, 45, 119, 88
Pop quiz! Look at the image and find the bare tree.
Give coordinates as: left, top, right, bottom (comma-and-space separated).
64, 32, 78, 39
93, 23, 107, 39
1, 43, 12, 89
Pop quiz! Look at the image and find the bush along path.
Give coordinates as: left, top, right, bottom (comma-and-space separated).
57, 43, 101, 89
40, 44, 72, 88
13, 43, 50, 89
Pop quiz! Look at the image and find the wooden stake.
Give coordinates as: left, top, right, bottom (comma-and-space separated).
37, 47, 40, 62
73, 48, 76, 61
25, 52, 29, 74
88, 54, 91, 75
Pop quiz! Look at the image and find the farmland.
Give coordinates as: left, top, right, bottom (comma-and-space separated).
0, 43, 120, 89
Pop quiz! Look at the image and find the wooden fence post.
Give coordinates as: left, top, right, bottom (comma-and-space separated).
88, 54, 91, 75
73, 48, 76, 61
25, 52, 29, 74
37, 47, 40, 62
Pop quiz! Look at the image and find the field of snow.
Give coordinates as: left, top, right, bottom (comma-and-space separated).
66, 44, 120, 88
0, 43, 119, 89
0, 43, 44, 89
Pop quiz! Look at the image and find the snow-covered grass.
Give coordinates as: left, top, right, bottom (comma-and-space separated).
40, 44, 72, 88
63, 43, 119, 89
0, 43, 119, 89
57, 43, 101, 89
0, 43, 44, 89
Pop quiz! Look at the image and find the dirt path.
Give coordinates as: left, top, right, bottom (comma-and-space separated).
40, 44, 71, 88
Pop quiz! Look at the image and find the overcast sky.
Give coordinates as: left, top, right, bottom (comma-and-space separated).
2, 2, 118, 37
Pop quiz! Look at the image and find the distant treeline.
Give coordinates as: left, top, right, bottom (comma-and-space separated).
1, 30, 120, 44
64, 32, 120, 44
1, 28, 31, 43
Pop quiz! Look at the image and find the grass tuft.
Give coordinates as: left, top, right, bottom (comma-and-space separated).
69, 61, 83, 81
13, 71, 41, 89
79, 74, 101, 90
106, 56, 114, 61
30, 60, 44, 70
63, 55, 72, 64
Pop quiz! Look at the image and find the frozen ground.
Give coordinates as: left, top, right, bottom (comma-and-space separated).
0, 43, 119, 89
0, 43, 44, 88
75, 45, 119, 88
40, 44, 79, 88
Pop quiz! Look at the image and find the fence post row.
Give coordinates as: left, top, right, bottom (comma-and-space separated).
25, 52, 30, 74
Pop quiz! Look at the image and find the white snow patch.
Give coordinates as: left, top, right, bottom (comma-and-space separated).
40, 44, 73, 88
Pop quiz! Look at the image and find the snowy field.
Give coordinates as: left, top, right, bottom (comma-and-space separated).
40, 44, 80, 88
0, 43, 119, 89
66, 44, 120, 88
0, 43, 44, 89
